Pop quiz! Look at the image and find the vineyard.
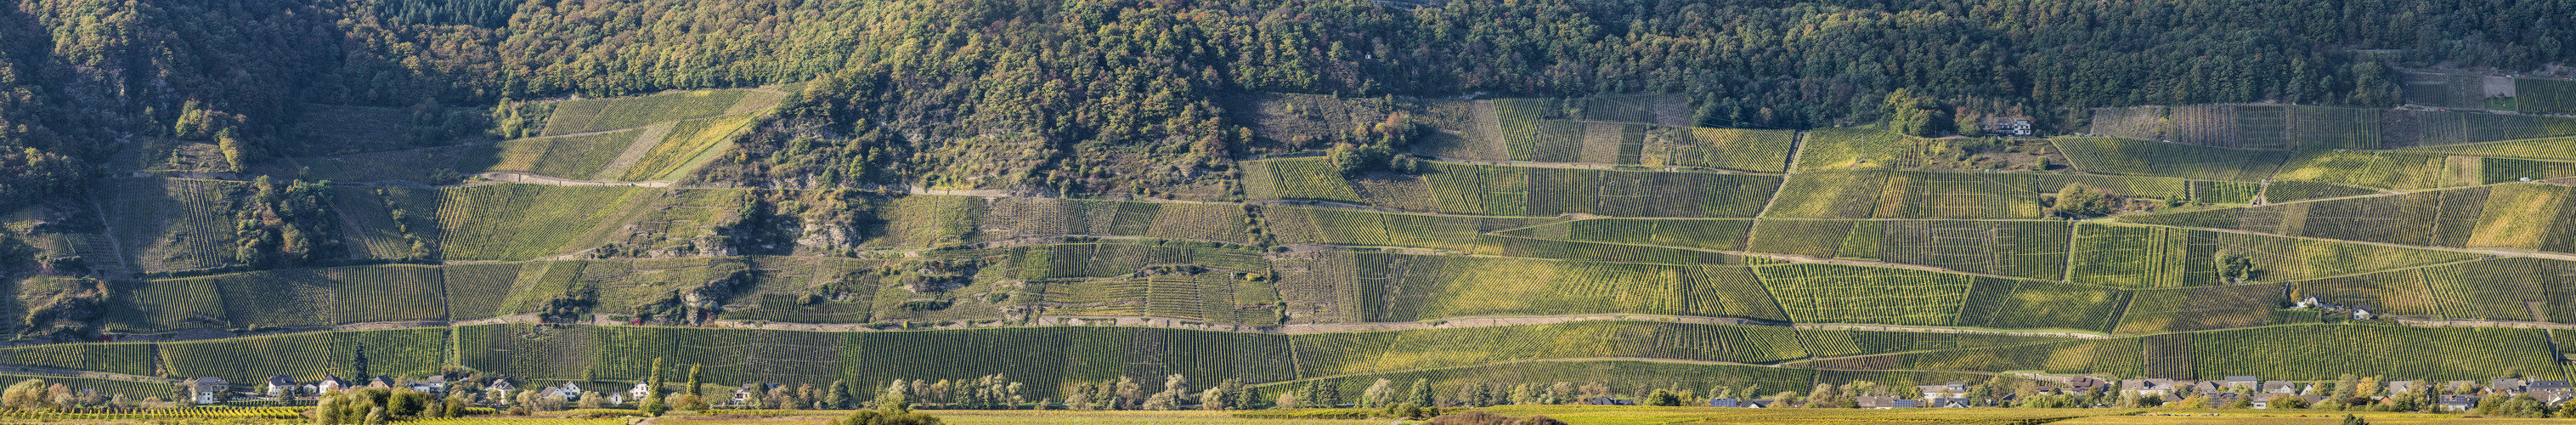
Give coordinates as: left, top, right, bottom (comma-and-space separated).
2112, 284, 2285, 333
617, 113, 757, 181
1765, 171, 2051, 219
1336, 253, 1786, 321
442, 263, 528, 320
0, 343, 155, 376
539, 88, 754, 136
35, 86, 2576, 402
2048, 137, 2286, 181
2274, 150, 2464, 190
2383, 110, 2576, 146
2400, 71, 2501, 110
105, 178, 240, 273
1492, 218, 1755, 252
1795, 128, 1914, 170
1647, 128, 1796, 173
1492, 98, 1552, 161
479, 128, 640, 179
2068, 224, 2479, 287
1745, 219, 2070, 280
327, 185, 426, 260
2127, 184, 2576, 254
435, 184, 651, 260
2186, 325, 2559, 380
159, 328, 450, 382
1750, 264, 1978, 326
1288, 321, 1811, 377
1255, 360, 1820, 404
2515, 77, 2576, 113
1246, 158, 1778, 218
2404, 136, 2576, 161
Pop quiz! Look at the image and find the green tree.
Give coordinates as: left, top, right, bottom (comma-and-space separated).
828, 380, 852, 409
687, 364, 703, 397
2051, 183, 2120, 218
1405, 379, 1432, 408
1647, 389, 1683, 406
647, 358, 665, 396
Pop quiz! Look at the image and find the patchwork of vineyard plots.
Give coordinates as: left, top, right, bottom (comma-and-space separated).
2048, 137, 2287, 181
539, 89, 754, 136
1750, 264, 1978, 326
1747, 219, 2070, 280
1244, 158, 1779, 217
1287, 321, 1810, 377
2068, 224, 2480, 287
1647, 128, 1797, 173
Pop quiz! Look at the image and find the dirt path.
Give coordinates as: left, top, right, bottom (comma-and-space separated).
1414, 155, 1779, 175
477, 172, 671, 188
2121, 222, 2576, 263
2398, 319, 2576, 331
1753, 131, 1806, 218
0, 364, 174, 384
82, 192, 135, 279
590, 122, 679, 180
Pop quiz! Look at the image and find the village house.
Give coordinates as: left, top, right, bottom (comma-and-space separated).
189, 377, 229, 405
404, 376, 446, 394
2437, 394, 2481, 411
489, 379, 517, 400
2188, 381, 2222, 396
1917, 382, 1969, 399
2262, 381, 2298, 394
1979, 116, 2035, 137
2384, 381, 2419, 397
264, 375, 296, 397
2493, 378, 2528, 394
2527, 380, 2573, 403
1855, 395, 1900, 409
1929, 398, 1972, 408
550, 382, 584, 400
1740, 399, 1776, 408
2065, 377, 2108, 394
2445, 380, 2480, 394
2120, 378, 2178, 397
316, 375, 351, 394
630, 382, 654, 401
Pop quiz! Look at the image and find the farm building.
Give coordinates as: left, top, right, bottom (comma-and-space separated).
1980, 116, 2035, 136
264, 375, 295, 397
189, 377, 229, 405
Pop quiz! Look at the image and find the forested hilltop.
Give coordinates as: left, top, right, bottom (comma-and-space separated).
0, 0, 2571, 197
2, 0, 2576, 416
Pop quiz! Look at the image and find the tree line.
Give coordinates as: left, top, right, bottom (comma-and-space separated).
0, 0, 2565, 199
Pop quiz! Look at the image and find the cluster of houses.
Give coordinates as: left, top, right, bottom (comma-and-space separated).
181, 374, 800, 408
1675, 377, 2570, 410
2291, 296, 2378, 320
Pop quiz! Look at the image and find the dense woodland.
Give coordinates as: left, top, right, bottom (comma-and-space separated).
0, 0, 2566, 196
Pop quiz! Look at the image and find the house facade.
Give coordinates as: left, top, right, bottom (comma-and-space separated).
189, 377, 230, 405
